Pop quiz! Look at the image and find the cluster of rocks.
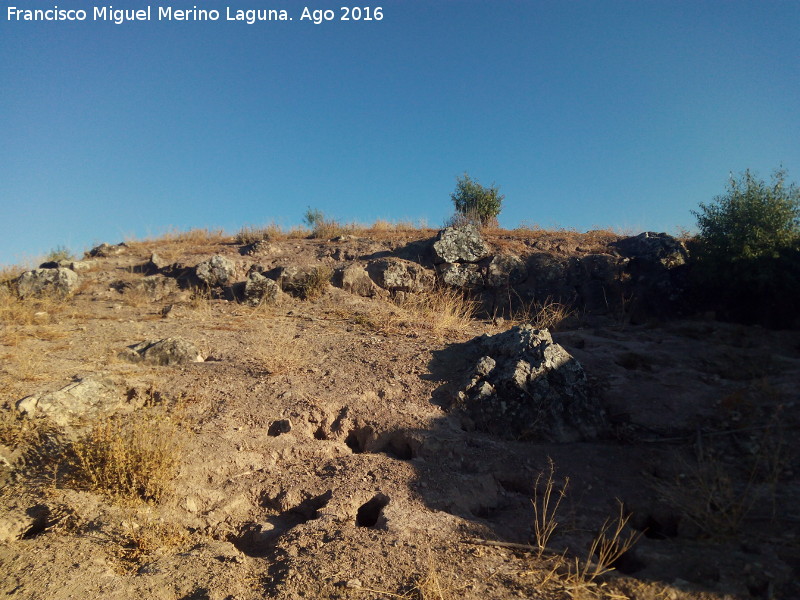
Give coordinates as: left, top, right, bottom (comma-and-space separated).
5, 227, 690, 325
456, 325, 607, 442
432, 225, 527, 289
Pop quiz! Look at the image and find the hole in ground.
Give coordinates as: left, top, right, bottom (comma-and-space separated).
234, 490, 333, 556
314, 426, 328, 440
638, 514, 679, 540
384, 432, 416, 460
356, 493, 390, 528
608, 547, 646, 575
345, 428, 367, 453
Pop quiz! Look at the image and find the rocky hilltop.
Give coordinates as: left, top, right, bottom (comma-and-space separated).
1, 225, 798, 600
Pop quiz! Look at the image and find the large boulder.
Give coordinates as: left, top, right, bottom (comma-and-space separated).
121, 337, 204, 366
437, 263, 484, 288
612, 232, 688, 269
243, 272, 283, 306
16, 377, 123, 427
195, 255, 236, 287
16, 268, 78, 298
367, 259, 435, 293
334, 264, 381, 297
485, 254, 527, 288
456, 325, 606, 442
432, 225, 490, 264
88, 242, 127, 258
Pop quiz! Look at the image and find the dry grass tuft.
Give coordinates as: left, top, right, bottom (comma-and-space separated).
397, 287, 478, 334
310, 218, 344, 240
532, 458, 569, 557
0, 285, 72, 329
497, 294, 575, 331
565, 501, 642, 589
235, 222, 287, 244
117, 511, 190, 565
297, 265, 333, 300
249, 319, 308, 376
67, 411, 181, 503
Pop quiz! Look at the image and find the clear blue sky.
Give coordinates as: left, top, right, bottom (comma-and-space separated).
1, 1, 798, 265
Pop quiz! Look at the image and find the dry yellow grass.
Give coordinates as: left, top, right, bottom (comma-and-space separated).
397, 287, 478, 334
511, 297, 575, 331
235, 222, 288, 244
67, 410, 181, 503
248, 318, 309, 376
332, 287, 477, 336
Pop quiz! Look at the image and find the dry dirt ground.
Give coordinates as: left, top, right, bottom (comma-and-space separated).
1, 229, 798, 600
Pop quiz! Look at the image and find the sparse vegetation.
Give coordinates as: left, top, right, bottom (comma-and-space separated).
297, 265, 333, 300
45, 245, 75, 263
249, 319, 308, 375
450, 173, 504, 227
565, 501, 641, 588
397, 286, 478, 333
501, 294, 575, 331
303, 207, 343, 239
235, 222, 288, 244
531, 458, 569, 557
67, 411, 181, 503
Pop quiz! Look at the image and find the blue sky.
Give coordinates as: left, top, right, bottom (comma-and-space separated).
1, 1, 798, 265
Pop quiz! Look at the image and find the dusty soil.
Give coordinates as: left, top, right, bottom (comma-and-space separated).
1, 229, 798, 600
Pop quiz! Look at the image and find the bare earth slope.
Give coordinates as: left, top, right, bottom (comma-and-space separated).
1, 229, 798, 600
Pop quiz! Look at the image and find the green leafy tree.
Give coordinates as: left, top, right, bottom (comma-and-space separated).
450, 173, 504, 227
691, 168, 800, 325
693, 168, 799, 262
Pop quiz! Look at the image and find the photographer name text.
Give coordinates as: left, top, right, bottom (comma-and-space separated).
6, 5, 384, 25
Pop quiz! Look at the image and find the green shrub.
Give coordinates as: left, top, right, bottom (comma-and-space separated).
450, 173, 504, 227
691, 168, 800, 326
302, 207, 342, 239
45, 245, 75, 263
693, 169, 799, 262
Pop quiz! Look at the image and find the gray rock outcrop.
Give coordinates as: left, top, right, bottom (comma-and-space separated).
195, 255, 236, 287
88, 242, 127, 258
334, 264, 381, 297
457, 325, 606, 442
486, 254, 527, 288
16, 377, 123, 427
436, 263, 484, 288
243, 272, 283, 306
612, 232, 688, 269
367, 259, 435, 293
121, 337, 204, 366
432, 225, 490, 264
16, 268, 78, 298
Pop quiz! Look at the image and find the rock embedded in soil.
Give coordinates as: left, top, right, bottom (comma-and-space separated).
436, 262, 484, 288
334, 264, 380, 297
195, 255, 236, 287
88, 242, 127, 258
16, 267, 78, 298
367, 258, 435, 293
243, 271, 282, 306
121, 337, 205, 366
457, 325, 607, 442
612, 231, 689, 269
432, 224, 491, 264
16, 376, 123, 427
485, 253, 527, 287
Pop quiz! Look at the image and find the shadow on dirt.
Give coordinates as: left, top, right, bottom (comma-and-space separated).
405, 323, 800, 599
